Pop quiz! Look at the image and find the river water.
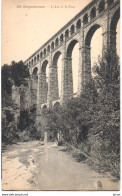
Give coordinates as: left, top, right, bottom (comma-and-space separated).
2, 141, 120, 191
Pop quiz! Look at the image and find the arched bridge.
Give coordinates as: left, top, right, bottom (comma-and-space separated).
24, 0, 120, 111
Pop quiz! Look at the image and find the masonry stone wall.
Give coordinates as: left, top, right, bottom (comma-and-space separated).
62, 57, 73, 102
23, 0, 119, 132
12, 85, 21, 126
20, 85, 31, 111
40, 73, 48, 104
48, 66, 59, 103
30, 76, 38, 108
12, 85, 20, 108
12, 81, 31, 127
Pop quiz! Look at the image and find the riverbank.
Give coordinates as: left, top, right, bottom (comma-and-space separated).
2, 141, 120, 191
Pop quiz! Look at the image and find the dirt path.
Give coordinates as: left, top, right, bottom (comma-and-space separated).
2, 141, 120, 191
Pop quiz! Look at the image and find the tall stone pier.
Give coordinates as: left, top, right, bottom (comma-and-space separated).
23, 0, 119, 117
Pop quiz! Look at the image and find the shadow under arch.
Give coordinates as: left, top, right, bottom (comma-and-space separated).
32, 67, 38, 79
110, 7, 120, 53
42, 60, 48, 73
41, 104, 48, 116
53, 102, 61, 110
32, 67, 38, 75
110, 8, 120, 32
42, 105, 47, 109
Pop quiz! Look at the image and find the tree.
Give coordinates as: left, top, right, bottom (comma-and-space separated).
2, 64, 13, 107
2, 61, 30, 107
2, 60, 30, 144
11, 60, 30, 86
88, 51, 120, 179
90, 51, 120, 147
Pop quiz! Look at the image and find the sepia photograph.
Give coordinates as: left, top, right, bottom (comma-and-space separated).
1, 0, 120, 192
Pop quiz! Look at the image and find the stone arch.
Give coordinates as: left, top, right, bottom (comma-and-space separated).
51, 42, 54, 50
40, 51, 43, 58
31, 59, 33, 65
42, 60, 48, 73
42, 105, 47, 109
32, 67, 38, 76
54, 101, 60, 107
110, 8, 120, 32
55, 38, 59, 47
110, 7, 120, 53
70, 24, 75, 35
85, 24, 101, 47
65, 29, 69, 40
98, 0, 105, 13
37, 54, 39, 61
84, 24, 102, 78
41, 104, 48, 115
83, 14, 88, 25
60, 34, 63, 43
53, 102, 61, 110
44, 48, 46, 56
90, 7, 96, 20
34, 56, 36, 65
76, 19, 81, 30
47, 45, 50, 53
67, 39, 78, 58
53, 51, 61, 67
66, 39, 79, 93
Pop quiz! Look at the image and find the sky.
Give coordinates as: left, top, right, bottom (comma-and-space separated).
2, 0, 93, 65
2, 0, 120, 95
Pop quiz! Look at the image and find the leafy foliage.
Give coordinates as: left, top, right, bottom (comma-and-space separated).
2, 61, 30, 107
2, 107, 18, 144
10, 61, 30, 86
2, 51, 120, 179
87, 52, 120, 179
41, 51, 120, 179
2, 61, 30, 144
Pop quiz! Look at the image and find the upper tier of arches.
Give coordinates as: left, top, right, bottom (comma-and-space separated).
25, 0, 119, 68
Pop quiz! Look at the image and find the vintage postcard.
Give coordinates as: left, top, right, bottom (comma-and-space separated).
1, 0, 120, 193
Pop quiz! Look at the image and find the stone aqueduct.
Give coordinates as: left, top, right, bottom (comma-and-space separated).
24, 0, 120, 112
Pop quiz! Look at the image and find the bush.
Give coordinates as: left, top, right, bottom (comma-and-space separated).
40, 51, 120, 180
